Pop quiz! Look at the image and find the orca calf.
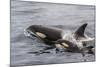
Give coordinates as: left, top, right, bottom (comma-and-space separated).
24, 23, 94, 55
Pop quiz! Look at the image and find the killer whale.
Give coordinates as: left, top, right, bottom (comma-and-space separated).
24, 25, 63, 44
24, 23, 95, 55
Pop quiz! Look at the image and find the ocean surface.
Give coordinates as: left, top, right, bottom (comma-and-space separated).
11, 0, 95, 66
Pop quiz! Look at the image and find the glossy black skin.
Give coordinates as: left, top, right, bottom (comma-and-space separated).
75, 23, 87, 39
26, 25, 63, 45
55, 39, 80, 53
26, 25, 80, 51
27, 25, 62, 40
26, 25, 81, 54
26, 25, 94, 55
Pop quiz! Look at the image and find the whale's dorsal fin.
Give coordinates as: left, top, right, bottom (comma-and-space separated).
75, 23, 88, 37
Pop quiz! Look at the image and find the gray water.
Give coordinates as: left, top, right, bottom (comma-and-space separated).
11, 0, 95, 66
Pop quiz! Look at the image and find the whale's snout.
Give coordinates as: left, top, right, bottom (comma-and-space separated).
24, 28, 36, 39
24, 29, 30, 37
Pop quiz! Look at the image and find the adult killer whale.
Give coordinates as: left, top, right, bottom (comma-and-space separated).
24, 23, 95, 55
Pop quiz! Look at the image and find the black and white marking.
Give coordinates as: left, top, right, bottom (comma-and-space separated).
24, 23, 95, 55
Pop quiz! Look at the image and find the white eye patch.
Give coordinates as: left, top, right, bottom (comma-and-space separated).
62, 43, 69, 47
36, 32, 46, 38
55, 44, 65, 49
